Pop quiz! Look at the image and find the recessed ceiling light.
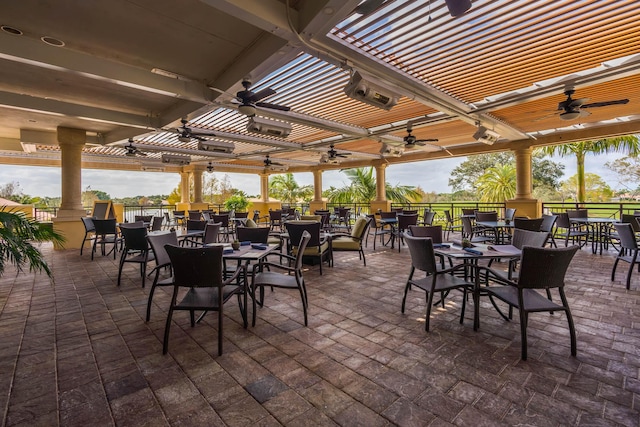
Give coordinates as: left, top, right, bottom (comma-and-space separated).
41, 36, 65, 47
1, 25, 23, 35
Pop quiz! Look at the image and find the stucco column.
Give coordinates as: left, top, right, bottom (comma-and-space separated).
260, 173, 270, 202
313, 169, 323, 202
514, 147, 533, 200
375, 163, 387, 202
192, 167, 204, 203
180, 171, 190, 203
57, 127, 86, 215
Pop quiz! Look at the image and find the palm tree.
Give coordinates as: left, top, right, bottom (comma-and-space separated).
540, 136, 640, 202
268, 173, 312, 203
0, 210, 65, 278
475, 164, 516, 202
326, 167, 421, 204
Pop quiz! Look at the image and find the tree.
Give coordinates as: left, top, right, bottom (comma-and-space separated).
268, 173, 313, 203
560, 173, 613, 202
606, 156, 640, 194
325, 167, 421, 204
541, 136, 640, 202
167, 186, 181, 205
449, 152, 564, 195
475, 164, 516, 202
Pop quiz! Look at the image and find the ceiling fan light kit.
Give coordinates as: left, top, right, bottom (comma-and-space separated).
473, 126, 500, 145
559, 110, 582, 121
344, 71, 400, 110
238, 103, 257, 117
247, 116, 292, 138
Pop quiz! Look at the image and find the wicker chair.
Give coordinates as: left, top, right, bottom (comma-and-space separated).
611, 222, 640, 290
331, 216, 373, 265
483, 245, 579, 360
145, 231, 179, 321
117, 225, 154, 288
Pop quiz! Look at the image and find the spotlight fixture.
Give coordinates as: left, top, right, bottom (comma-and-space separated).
472, 125, 501, 145
206, 162, 214, 173
444, 0, 472, 17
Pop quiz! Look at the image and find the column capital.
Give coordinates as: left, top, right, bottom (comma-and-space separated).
57, 127, 86, 146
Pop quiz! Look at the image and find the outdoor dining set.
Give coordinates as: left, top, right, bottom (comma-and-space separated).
78, 205, 640, 361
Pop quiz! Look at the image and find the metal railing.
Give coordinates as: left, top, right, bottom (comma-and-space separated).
542, 202, 640, 219
391, 202, 507, 225
325, 203, 372, 216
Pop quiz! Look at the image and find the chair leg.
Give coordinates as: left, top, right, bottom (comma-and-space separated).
117, 251, 127, 286
146, 272, 160, 322
611, 256, 621, 281
425, 289, 435, 332
361, 249, 366, 266
298, 285, 308, 326
218, 306, 223, 356
560, 289, 577, 357
519, 309, 528, 361
252, 284, 259, 327
163, 307, 174, 354
459, 289, 467, 324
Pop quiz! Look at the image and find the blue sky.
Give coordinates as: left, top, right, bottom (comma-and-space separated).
0, 152, 627, 199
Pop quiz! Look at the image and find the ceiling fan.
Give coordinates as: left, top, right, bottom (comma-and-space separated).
263, 154, 288, 171
124, 139, 146, 157
404, 124, 439, 149
556, 89, 629, 121
174, 119, 216, 142
235, 79, 290, 117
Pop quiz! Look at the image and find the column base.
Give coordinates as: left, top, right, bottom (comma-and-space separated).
506, 198, 541, 219
52, 209, 89, 250
370, 201, 391, 213
309, 201, 327, 213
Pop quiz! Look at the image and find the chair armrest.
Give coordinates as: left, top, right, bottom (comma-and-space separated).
252, 261, 296, 275
474, 265, 517, 287
223, 263, 246, 286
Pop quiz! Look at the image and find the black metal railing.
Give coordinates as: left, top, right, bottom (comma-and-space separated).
391, 202, 507, 225
541, 202, 640, 219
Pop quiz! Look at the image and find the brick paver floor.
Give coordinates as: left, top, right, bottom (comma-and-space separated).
1, 234, 639, 426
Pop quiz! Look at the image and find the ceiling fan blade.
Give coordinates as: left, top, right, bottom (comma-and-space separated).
248, 88, 276, 103
416, 139, 439, 143
581, 99, 629, 108
256, 102, 291, 112
568, 98, 589, 108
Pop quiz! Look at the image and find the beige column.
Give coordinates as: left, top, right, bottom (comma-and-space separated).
313, 169, 323, 202
180, 171, 190, 203
514, 147, 533, 200
57, 127, 86, 215
375, 163, 387, 201
192, 167, 204, 203
52, 127, 87, 250
260, 173, 270, 202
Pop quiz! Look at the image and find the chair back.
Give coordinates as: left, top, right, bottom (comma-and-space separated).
567, 209, 588, 219
397, 213, 418, 231
134, 215, 153, 223
504, 208, 517, 221
203, 222, 221, 244
186, 219, 207, 232
511, 228, 549, 249
165, 245, 224, 288
475, 211, 498, 222
423, 210, 436, 225
286, 221, 322, 248
366, 214, 381, 230
300, 215, 322, 222
93, 218, 117, 235
293, 231, 312, 271
461, 216, 474, 236
202, 212, 212, 222
539, 214, 557, 233
173, 210, 185, 218
188, 211, 202, 221
147, 231, 179, 268
150, 216, 163, 231
235, 211, 249, 219
621, 214, 640, 233
408, 225, 443, 243
402, 210, 418, 215
350, 216, 372, 239
236, 226, 270, 243
119, 221, 144, 229
380, 211, 397, 220
269, 210, 283, 220
81, 216, 95, 232
212, 214, 229, 227
514, 217, 544, 231
614, 223, 638, 250
404, 234, 438, 275
313, 210, 330, 228
552, 212, 571, 229
120, 226, 149, 251
444, 210, 454, 224
518, 246, 579, 290
391, 207, 404, 213
462, 208, 476, 216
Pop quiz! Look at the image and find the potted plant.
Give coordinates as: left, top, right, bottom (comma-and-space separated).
0, 210, 65, 279
224, 193, 249, 213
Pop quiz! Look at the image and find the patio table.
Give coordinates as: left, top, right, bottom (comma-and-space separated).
434, 242, 522, 330
475, 220, 514, 244
570, 217, 617, 255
